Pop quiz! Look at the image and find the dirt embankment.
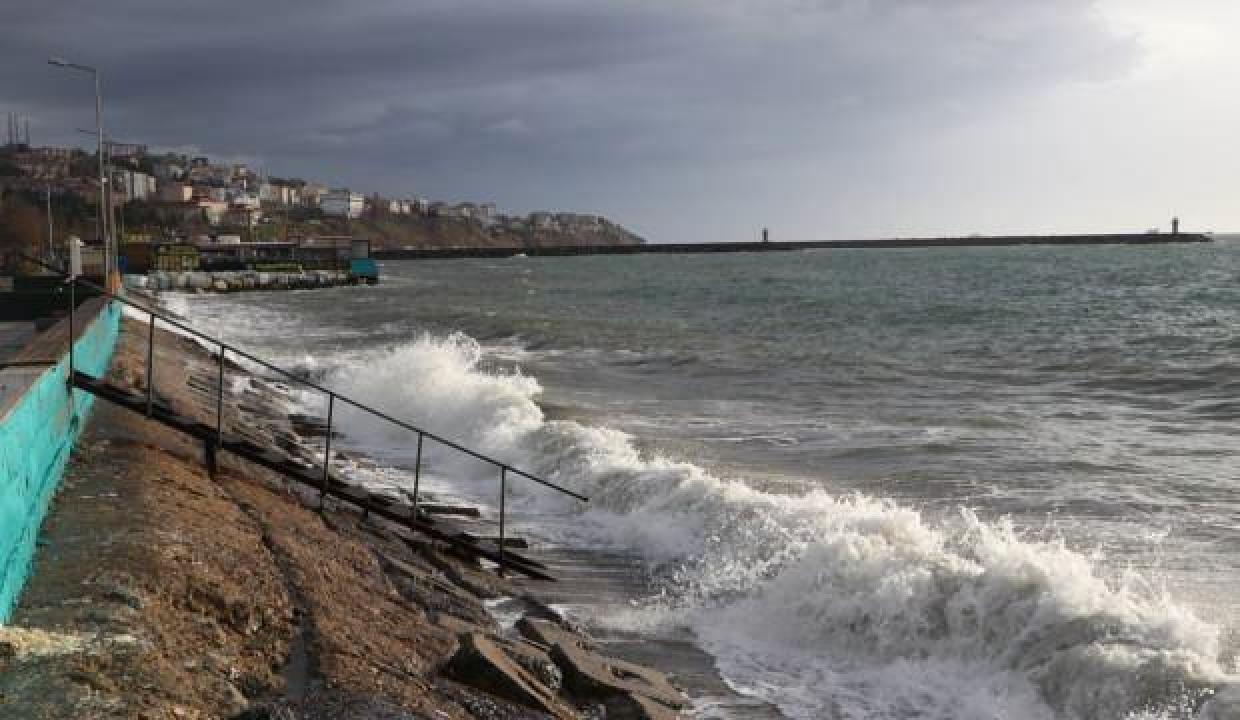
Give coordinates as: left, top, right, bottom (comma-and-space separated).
0, 317, 683, 719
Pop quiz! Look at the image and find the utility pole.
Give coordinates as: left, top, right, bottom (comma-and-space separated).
49, 57, 109, 283
46, 185, 53, 263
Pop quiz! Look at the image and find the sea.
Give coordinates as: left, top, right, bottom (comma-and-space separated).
165, 242, 1240, 720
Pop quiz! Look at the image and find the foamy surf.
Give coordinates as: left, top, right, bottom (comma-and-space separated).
309, 330, 1237, 720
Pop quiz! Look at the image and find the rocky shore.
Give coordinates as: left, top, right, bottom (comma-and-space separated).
0, 312, 686, 719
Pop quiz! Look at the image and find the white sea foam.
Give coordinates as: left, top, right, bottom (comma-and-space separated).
318, 330, 1236, 720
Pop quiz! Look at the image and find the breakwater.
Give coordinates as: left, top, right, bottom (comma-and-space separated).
127, 269, 349, 293
0, 298, 120, 621
374, 232, 1211, 259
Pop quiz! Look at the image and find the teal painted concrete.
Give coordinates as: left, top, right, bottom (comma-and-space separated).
0, 302, 120, 621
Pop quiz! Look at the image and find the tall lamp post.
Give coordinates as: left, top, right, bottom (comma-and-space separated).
48, 56, 109, 281
75, 128, 118, 271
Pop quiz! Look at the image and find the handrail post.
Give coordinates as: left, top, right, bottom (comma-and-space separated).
320, 393, 334, 508
215, 343, 225, 449
498, 467, 507, 577
66, 277, 75, 389
412, 432, 423, 518
145, 312, 156, 416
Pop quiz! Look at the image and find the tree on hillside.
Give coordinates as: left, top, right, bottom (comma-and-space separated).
0, 195, 44, 251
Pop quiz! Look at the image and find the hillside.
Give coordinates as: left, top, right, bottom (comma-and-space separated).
315, 211, 644, 250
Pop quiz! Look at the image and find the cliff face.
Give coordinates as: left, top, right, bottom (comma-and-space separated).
333, 212, 644, 250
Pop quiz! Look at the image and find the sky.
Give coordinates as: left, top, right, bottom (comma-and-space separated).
1, 1, 1237, 243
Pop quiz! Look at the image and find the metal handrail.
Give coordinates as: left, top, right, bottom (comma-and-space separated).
21, 253, 587, 575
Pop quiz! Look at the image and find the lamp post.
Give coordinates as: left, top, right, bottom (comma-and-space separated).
49, 56, 109, 281
76, 128, 119, 270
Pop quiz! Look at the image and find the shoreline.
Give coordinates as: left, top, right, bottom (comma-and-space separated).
0, 309, 695, 719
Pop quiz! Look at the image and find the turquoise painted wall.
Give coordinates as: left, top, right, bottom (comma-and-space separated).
0, 302, 120, 621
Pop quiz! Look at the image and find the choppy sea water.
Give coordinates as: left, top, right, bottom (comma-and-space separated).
167, 243, 1240, 719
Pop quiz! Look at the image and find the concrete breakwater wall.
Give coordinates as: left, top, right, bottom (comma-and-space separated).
128, 269, 347, 294
0, 299, 120, 621
375, 232, 1213, 260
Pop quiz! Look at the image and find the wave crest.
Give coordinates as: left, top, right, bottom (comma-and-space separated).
326, 331, 1233, 719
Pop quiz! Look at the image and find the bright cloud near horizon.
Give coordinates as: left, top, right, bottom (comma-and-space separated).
2, 1, 1237, 242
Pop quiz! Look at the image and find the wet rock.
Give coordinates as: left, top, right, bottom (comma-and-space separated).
420, 548, 504, 599
492, 636, 563, 693
1200, 685, 1240, 720
444, 633, 571, 718
516, 617, 595, 651
516, 595, 567, 624
549, 640, 685, 711
604, 692, 682, 720
434, 611, 488, 636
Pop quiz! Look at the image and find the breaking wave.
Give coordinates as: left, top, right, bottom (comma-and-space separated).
321, 331, 1237, 720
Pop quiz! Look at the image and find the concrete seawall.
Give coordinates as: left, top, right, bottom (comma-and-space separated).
374, 232, 1212, 260
0, 298, 120, 621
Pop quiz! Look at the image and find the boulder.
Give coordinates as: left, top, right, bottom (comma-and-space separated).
549, 640, 685, 712
443, 633, 572, 718
491, 636, 563, 692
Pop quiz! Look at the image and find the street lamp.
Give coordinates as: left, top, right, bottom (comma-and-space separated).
49, 56, 109, 281
75, 128, 119, 264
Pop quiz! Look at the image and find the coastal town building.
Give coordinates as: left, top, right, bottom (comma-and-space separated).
152, 242, 200, 272
107, 142, 147, 160
153, 162, 185, 182
196, 199, 228, 225
9, 147, 72, 180
159, 182, 193, 203
259, 182, 300, 206
299, 183, 327, 207
122, 170, 156, 201
321, 189, 364, 218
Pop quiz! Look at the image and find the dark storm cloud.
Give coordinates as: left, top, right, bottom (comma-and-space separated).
0, 1, 1138, 240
